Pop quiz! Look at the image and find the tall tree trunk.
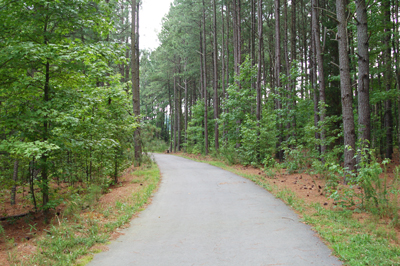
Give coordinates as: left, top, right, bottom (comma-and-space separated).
131, 0, 141, 165
312, 0, 326, 156
311, 21, 320, 152
356, 0, 371, 148
256, 0, 263, 123
173, 74, 177, 152
213, 0, 219, 151
383, 0, 393, 159
394, 1, 400, 150
42, 61, 50, 213
251, 0, 256, 93
291, 0, 297, 134
185, 77, 188, 152
202, 0, 209, 155
226, 2, 230, 93
337, 0, 356, 181
221, 3, 226, 115
275, 0, 283, 161
284, 0, 291, 138
178, 74, 181, 152
168, 82, 173, 152
232, 0, 238, 78
283, 0, 290, 79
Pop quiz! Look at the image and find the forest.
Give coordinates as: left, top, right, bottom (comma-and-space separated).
0, 0, 144, 216
0, 0, 400, 264
142, 0, 400, 198
139, 0, 400, 242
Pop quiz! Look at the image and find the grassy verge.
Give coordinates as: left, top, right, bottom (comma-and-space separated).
7, 162, 160, 266
178, 153, 400, 266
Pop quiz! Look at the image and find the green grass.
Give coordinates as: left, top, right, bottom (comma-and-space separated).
10, 163, 160, 266
177, 153, 400, 266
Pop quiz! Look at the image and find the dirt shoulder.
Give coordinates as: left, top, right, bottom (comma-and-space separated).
0, 163, 160, 266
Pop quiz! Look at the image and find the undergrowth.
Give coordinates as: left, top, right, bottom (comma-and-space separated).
8, 161, 160, 266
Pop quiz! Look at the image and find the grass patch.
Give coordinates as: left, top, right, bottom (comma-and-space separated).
9, 163, 160, 266
176, 152, 400, 266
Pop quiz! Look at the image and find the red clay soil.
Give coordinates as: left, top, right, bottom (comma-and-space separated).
0, 164, 143, 266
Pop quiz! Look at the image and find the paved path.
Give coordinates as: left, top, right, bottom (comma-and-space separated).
89, 154, 342, 266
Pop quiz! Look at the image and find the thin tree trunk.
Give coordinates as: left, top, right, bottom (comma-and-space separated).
291, 0, 297, 134
221, 3, 226, 114
226, 2, 230, 91
256, 0, 263, 123
178, 74, 181, 152
275, 0, 283, 161
312, 0, 326, 156
356, 0, 371, 148
11, 160, 19, 205
337, 0, 356, 181
383, 0, 393, 159
168, 82, 173, 152
202, 0, 209, 155
311, 23, 320, 151
184, 59, 188, 152
173, 74, 177, 153
394, 1, 400, 149
251, 0, 256, 94
213, 0, 219, 151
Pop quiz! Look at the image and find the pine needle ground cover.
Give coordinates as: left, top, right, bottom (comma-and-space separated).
0, 162, 160, 266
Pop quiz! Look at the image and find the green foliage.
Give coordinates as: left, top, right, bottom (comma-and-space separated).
19, 163, 160, 265
219, 57, 277, 165
142, 122, 169, 152
0, 0, 139, 211
324, 145, 400, 222
186, 100, 214, 154
0, 224, 4, 238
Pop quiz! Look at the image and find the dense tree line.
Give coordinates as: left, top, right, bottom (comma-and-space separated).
141, 0, 400, 176
0, 0, 141, 214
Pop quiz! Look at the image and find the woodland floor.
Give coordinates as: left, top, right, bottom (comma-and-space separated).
1, 152, 400, 265
0, 164, 145, 266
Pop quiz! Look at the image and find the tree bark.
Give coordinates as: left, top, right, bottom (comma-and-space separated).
11, 160, 19, 205
383, 0, 393, 159
275, 0, 283, 161
213, 0, 219, 151
173, 74, 177, 153
291, 0, 297, 133
337, 0, 356, 181
131, 0, 141, 164
356, 0, 371, 148
256, 0, 263, 123
311, 22, 320, 152
202, 0, 209, 155
312, 0, 326, 155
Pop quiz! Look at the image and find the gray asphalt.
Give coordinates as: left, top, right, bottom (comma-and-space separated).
89, 154, 342, 266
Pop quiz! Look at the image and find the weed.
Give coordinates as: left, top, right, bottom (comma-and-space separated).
263, 167, 276, 178
276, 188, 296, 206
29, 223, 37, 232
0, 224, 5, 239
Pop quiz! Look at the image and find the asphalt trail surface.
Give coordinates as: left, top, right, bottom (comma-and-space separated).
89, 154, 342, 266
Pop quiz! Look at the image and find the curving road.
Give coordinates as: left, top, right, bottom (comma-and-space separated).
89, 154, 342, 266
